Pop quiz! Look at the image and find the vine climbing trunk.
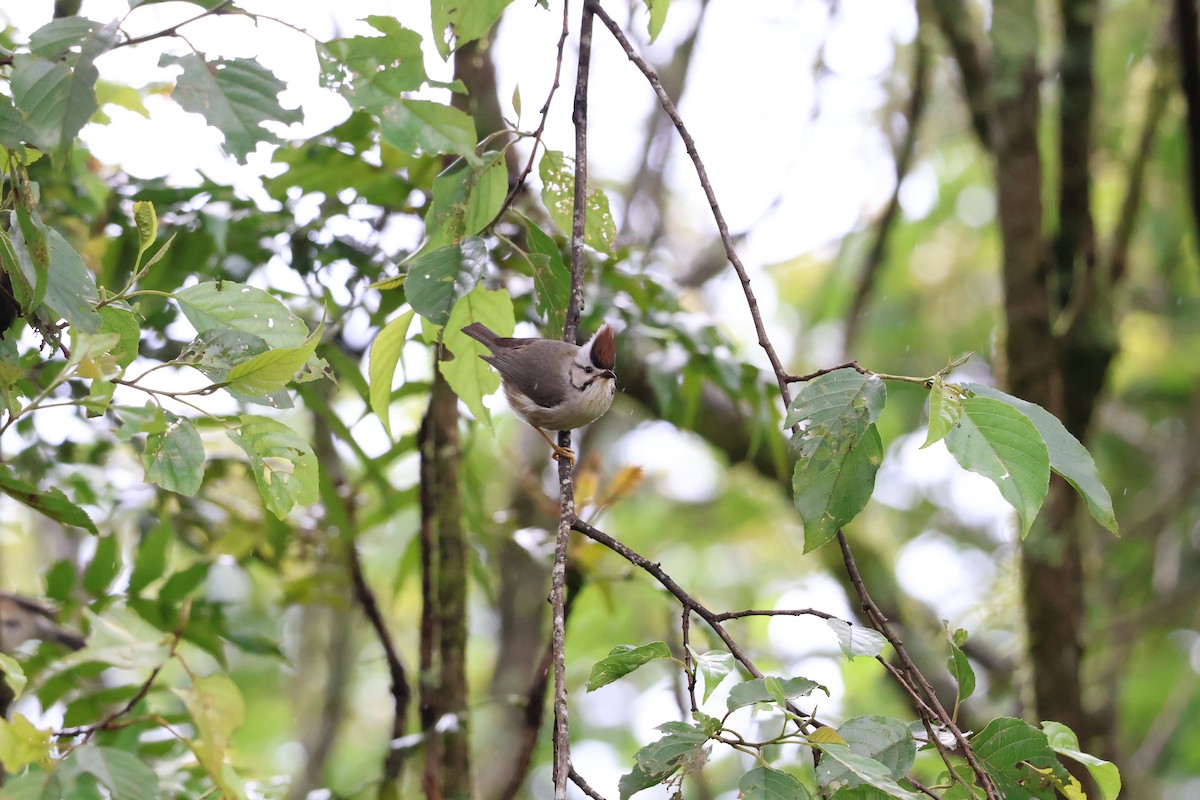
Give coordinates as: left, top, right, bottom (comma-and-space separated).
418, 369, 471, 799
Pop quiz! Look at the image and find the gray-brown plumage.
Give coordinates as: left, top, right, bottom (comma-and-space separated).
462, 322, 617, 463
0, 592, 86, 654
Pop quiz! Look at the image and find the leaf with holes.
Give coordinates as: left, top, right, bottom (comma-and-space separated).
538, 149, 616, 254
160, 53, 301, 163
425, 152, 509, 249
175, 281, 308, 348
405, 238, 488, 325
227, 416, 318, 520
944, 396, 1050, 538
143, 415, 205, 496
224, 319, 323, 397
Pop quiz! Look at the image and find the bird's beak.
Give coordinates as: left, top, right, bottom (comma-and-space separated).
600, 370, 616, 380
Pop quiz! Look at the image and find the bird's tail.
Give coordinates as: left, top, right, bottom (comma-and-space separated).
461, 322, 500, 349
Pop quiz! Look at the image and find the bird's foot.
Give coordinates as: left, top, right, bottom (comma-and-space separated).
551, 444, 576, 465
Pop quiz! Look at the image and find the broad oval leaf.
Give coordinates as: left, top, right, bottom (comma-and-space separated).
143, 415, 205, 496
971, 717, 1065, 797
827, 618, 886, 660
224, 318, 323, 397
442, 286, 514, 430
587, 641, 672, 692
227, 416, 318, 520
813, 742, 921, 800
68, 745, 161, 800
426, 152, 508, 249
739, 764, 812, 800
831, 716, 917, 785
727, 676, 826, 712
538, 149, 617, 254
944, 395, 1050, 538
405, 238, 487, 325
965, 383, 1117, 534
175, 281, 308, 348
690, 648, 734, 703
1041, 721, 1121, 800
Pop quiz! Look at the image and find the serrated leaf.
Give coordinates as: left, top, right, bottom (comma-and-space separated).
923, 376, 963, 448
405, 238, 487, 325
971, 717, 1064, 798
944, 395, 1050, 538
645, 0, 671, 42
143, 415, 205, 496
0, 464, 97, 533
538, 149, 616, 253
727, 676, 826, 712
739, 764, 812, 800
227, 416, 318, 519
442, 287, 514, 430
619, 761, 668, 800
965, 384, 1117, 534
431, 0, 517, 58
690, 648, 734, 702
788, 370, 886, 550
224, 318, 322, 397
1041, 721, 1121, 800
378, 99, 479, 162
828, 716, 917, 787
827, 618, 886, 660
66, 746, 160, 800
633, 721, 710, 780
425, 152, 508, 249
0, 713, 52, 773
369, 309, 415, 439
522, 214, 570, 339
0, 653, 26, 699
175, 281, 308, 347
161, 53, 301, 163
586, 642, 672, 691
45, 224, 102, 334
813, 743, 921, 799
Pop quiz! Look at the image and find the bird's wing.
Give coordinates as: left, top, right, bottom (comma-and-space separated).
485, 344, 570, 409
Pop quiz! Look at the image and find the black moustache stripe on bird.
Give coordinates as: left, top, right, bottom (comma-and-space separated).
461, 322, 617, 464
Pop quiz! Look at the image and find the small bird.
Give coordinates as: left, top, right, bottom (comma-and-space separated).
461, 322, 617, 464
0, 592, 86, 654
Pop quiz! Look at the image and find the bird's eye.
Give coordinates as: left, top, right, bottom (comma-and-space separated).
584, 366, 594, 374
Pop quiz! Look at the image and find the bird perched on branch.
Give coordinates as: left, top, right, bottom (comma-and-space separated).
461, 322, 617, 464
0, 592, 86, 654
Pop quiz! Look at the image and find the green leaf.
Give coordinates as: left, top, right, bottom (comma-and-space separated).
132, 200, 157, 264
83, 533, 120, 597
690, 648, 734, 702
378, 99, 479, 162
827, 716, 917, 786
160, 53, 301, 163
0, 464, 97, 533
538, 149, 617, 253
827, 618, 886, 660
426, 152, 509, 249
945, 625, 976, 707
368, 309, 415, 439
727, 676, 826, 712
29, 18, 98, 57
7, 206, 49, 313
41, 225, 101, 333
405, 238, 488, 325
0, 713, 52, 773
11, 21, 118, 164
522, 215, 570, 339
0, 95, 35, 149
944, 395, 1050, 538
320, 16, 430, 96
143, 415, 205, 496
1041, 721, 1121, 800
442, 286, 515, 430
431, 0, 517, 58
813, 743, 921, 799
788, 369, 886, 550
965, 384, 1117, 534
0, 653, 26, 700
176, 673, 246, 790
175, 281, 309, 347
128, 517, 172, 596
629, 720, 710, 784
923, 376, 963, 448
971, 717, 1064, 798
65, 746, 160, 800
224, 318, 322, 397
618, 762, 669, 800
645, 0, 671, 43
739, 765, 812, 800
98, 306, 141, 369
227, 415, 319, 519
586, 642, 672, 692
81, 605, 173, 670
